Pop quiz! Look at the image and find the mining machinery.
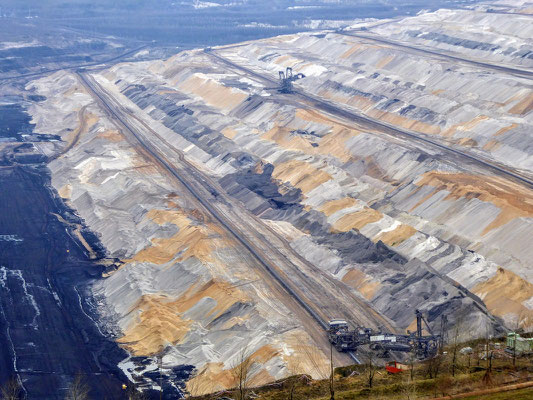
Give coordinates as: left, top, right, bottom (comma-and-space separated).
327, 310, 444, 359
278, 67, 305, 93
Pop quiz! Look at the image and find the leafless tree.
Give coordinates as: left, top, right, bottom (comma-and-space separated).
400, 373, 418, 400
298, 343, 329, 380
232, 345, 254, 400
481, 331, 494, 387
65, 374, 90, 400
466, 350, 472, 373
435, 375, 453, 397
425, 352, 442, 379
450, 323, 461, 377
364, 351, 377, 388
509, 311, 526, 368
285, 378, 297, 400
298, 341, 334, 398
283, 375, 310, 400
280, 356, 311, 400
328, 343, 335, 400
407, 349, 416, 381
0, 377, 21, 400
125, 385, 148, 400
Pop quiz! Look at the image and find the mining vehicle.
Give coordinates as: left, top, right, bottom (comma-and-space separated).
278, 67, 305, 93
327, 310, 443, 359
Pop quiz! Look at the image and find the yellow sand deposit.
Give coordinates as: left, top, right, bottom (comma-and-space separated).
58, 184, 72, 199
291, 109, 361, 162
509, 92, 533, 115
494, 123, 519, 137
187, 362, 236, 395
319, 197, 358, 216
187, 329, 331, 395
373, 224, 416, 246
117, 295, 192, 355
457, 137, 478, 147
376, 55, 395, 69
131, 208, 228, 264
414, 172, 533, 235
96, 129, 124, 143
178, 73, 248, 112
368, 108, 441, 135
262, 126, 317, 153
186, 344, 279, 395
341, 268, 380, 300
317, 128, 357, 163
221, 126, 239, 139
119, 279, 249, 356
331, 207, 383, 232
272, 160, 331, 194
340, 43, 364, 59
317, 87, 378, 113
263, 124, 355, 163
482, 140, 501, 151
473, 268, 533, 329
360, 155, 396, 184
295, 109, 354, 132
285, 330, 331, 379
443, 115, 490, 138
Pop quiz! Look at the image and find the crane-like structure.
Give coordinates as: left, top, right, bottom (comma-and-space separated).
327, 310, 446, 359
278, 67, 305, 93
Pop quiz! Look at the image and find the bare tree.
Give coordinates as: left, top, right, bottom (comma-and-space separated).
435, 375, 453, 397
232, 345, 254, 400
65, 374, 90, 400
125, 384, 148, 400
0, 377, 21, 400
407, 350, 416, 381
297, 341, 335, 398
280, 355, 310, 400
328, 344, 335, 400
400, 373, 418, 400
509, 311, 526, 368
450, 324, 461, 377
298, 343, 330, 380
283, 375, 310, 400
285, 378, 297, 400
364, 351, 377, 388
481, 332, 494, 387
425, 352, 442, 379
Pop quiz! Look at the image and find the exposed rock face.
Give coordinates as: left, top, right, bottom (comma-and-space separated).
25, 3, 533, 395
27, 72, 331, 394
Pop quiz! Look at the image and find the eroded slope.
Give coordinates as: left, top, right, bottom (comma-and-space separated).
27, 72, 333, 395
24, 3, 533, 395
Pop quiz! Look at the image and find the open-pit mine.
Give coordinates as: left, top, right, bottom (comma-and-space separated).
15, 1, 533, 396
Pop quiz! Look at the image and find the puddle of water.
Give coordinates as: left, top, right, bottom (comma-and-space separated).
0, 103, 34, 141
0, 234, 24, 242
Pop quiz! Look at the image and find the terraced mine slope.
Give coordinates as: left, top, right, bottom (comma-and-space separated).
26, 3, 533, 395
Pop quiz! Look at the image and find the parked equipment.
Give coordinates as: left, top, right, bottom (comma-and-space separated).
385, 361, 409, 374
506, 332, 533, 355
327, 310, 444, 359
278, 67, 305, 93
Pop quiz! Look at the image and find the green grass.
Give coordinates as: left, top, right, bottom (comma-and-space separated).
461, 387, 533, 400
